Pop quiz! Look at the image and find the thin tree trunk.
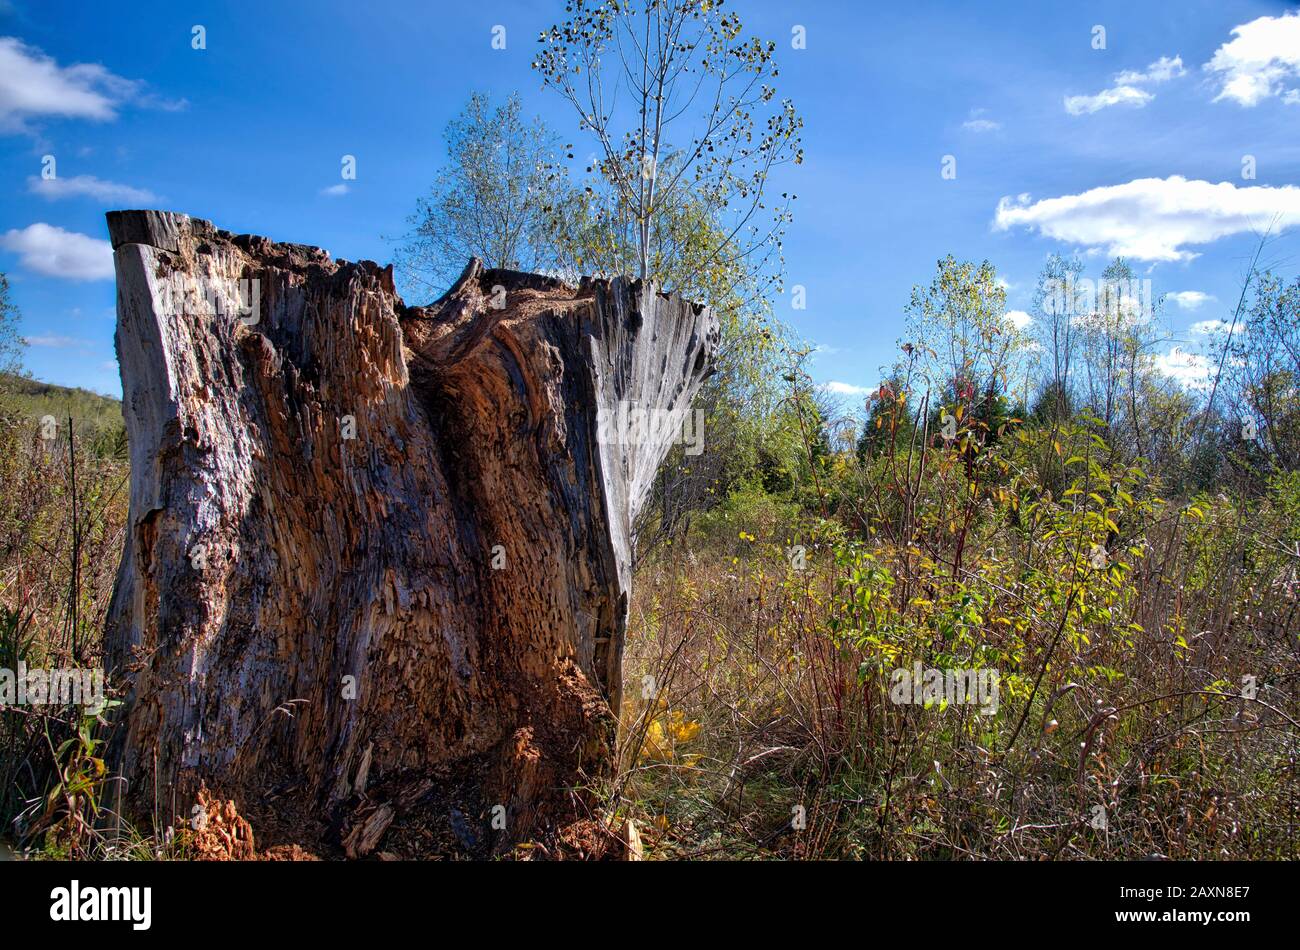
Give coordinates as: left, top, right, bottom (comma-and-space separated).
103, 210, 716, 856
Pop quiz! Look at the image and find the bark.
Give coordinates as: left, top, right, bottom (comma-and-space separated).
103, 210, 716, 854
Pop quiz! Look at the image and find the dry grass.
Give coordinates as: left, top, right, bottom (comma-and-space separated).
0, 406, 137, 857
617, 440, 1300, 859
2, 389, 1296, 861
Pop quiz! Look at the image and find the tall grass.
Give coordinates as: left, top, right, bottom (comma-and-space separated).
2, 375, 1295, 861
617, 421, 1300, 859
0, 398, 133, 857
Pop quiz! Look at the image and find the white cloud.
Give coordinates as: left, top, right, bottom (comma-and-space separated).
1153, 345, 1212, 390
824, 381, 871, 397
1168, 290, 1214, 310
1065, 55, 1185, 115
962, 109, 1001, 132
0, 36, 185, 133
1189, 319, 1242, 336
320, 183, 349, 197
0, 223, 113, 280
1114, 55, 1187, 85
24, 334, 96, 349
993, 176, 1300, 262
27, 174, 157, 204
0, 37, 123, 126
1004, 309, 1032, 329
1205, 12, 1300, 107
1065, 85, 1152, 115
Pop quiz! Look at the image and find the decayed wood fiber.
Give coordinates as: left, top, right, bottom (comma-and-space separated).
103, 210, 716, 850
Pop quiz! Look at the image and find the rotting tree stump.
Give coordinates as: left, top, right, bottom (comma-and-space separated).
103, 210, 716, 855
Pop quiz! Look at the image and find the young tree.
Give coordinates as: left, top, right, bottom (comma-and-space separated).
904, 255, 1025, 413
1225, 271, 1300, 471
394, 93, 570, 298
1075, 258, 1166, 459
1031, 253, 1085, 423
0, 273, 24, 384
533, 0, 802, 291
534, 2, 805, 548
857, 375, 916, 461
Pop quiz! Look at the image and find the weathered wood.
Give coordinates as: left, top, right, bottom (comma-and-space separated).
103, 210, 716, 852
342, 803, 394, 859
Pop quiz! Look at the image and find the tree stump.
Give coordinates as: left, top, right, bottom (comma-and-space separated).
103, 210, 716, 853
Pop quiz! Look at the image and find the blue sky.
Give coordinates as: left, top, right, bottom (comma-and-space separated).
2, 0, 1299, 399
